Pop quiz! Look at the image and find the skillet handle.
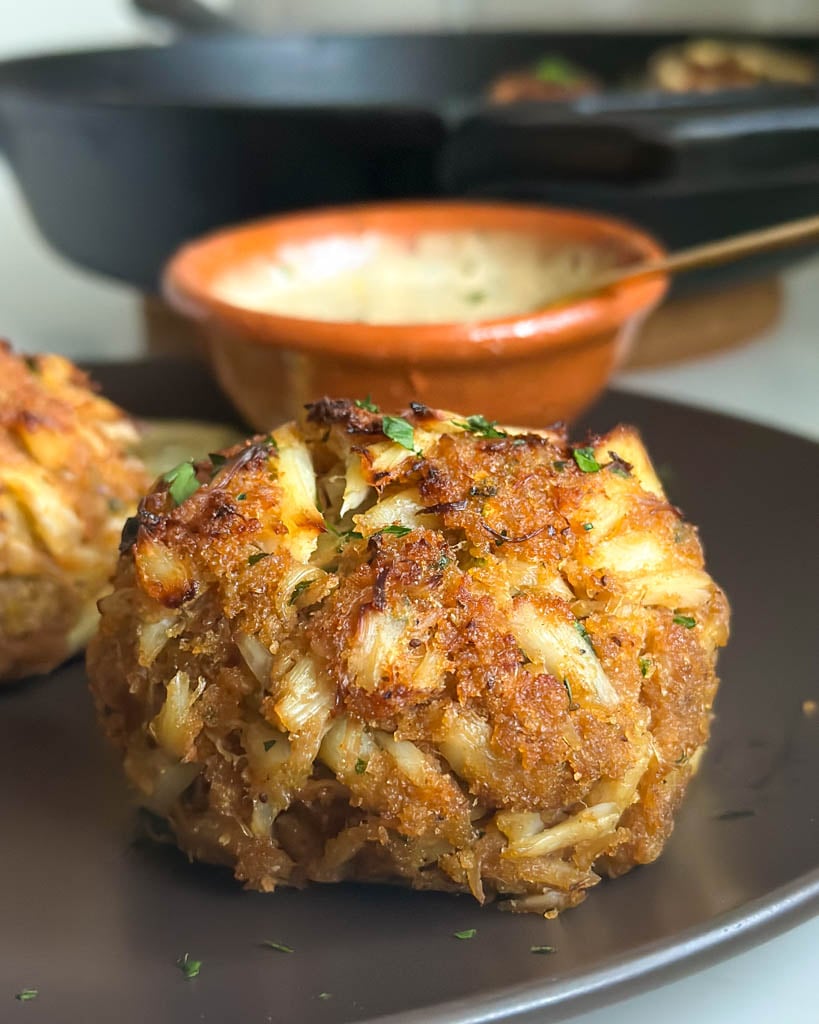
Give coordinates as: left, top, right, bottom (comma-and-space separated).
131, 0, 236, 33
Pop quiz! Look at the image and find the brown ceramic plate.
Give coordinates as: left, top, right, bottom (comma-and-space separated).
1, 361, 817, 1024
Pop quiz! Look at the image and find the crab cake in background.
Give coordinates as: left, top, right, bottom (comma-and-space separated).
88, 399, 728, 914
648, 38, 815, 93
489, 55, 599, 105
0, 344, 149, 681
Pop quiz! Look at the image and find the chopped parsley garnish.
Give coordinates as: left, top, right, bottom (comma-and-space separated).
563, 678, 578, 711
453, 928, 476, 940
639, 656, 652, 678
530, 945, 556, 955
572, 447, 601, 473
318, 992, 333, 1000
15, 989, 38, 1002
208, 452, 227, 468
609, 464, 630, 479
582, 522, 594, 531
382, 415, 417, 452
289, 579, 314, 605
327, 523, 363, 543
237, 493, 247, 501
263, 739, 277, 752
265, 433, 279, 449
436, 553, 451, 570
354, 758, 368, 775
355, 395, 380, 413
574, 619, 592, 644
261, 941, 294, 953
552, 460, 568, 473
380, 524, 412, 538
453, 414, 507, 439
176, 954, 201, 979
673, 613, 696, 629
534, 55, 578, 84
163, 461, 200, 506
248, 551, 271, 566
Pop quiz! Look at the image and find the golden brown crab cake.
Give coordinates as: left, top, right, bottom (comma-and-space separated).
87, 398, 728, 913
648, 38, 815, 92
489, 55, 599, 105
0, 344, 149, 680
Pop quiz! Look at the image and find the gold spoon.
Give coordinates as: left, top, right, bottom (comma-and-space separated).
585, 211, 819, 297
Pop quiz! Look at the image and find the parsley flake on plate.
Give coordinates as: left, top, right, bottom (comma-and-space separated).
176, 954, 201, 980
15, 989, 38, 1002
261, 941, 294, 953
530, 945, 556, 955
453, 928, 477, 940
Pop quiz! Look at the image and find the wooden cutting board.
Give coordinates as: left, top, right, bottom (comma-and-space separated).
624, 276, 783, 369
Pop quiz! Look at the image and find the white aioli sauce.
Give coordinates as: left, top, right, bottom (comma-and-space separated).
214, 230, 616, 325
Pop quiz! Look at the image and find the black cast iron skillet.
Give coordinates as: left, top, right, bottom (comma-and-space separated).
0, 32, 817, 293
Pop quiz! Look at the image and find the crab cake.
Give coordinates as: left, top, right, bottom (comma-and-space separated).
648, 38, 815, 92
87, 399, 729, 913
489, 55, 599, 105
0, 344, 149, 681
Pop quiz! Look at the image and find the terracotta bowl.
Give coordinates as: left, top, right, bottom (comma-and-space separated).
163, 201, 667, 430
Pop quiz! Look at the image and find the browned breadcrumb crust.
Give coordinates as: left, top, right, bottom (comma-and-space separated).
0, 343, 149, 680
87, 399, 729, 913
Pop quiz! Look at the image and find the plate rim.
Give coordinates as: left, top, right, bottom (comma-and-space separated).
365, 870, 819, 1023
